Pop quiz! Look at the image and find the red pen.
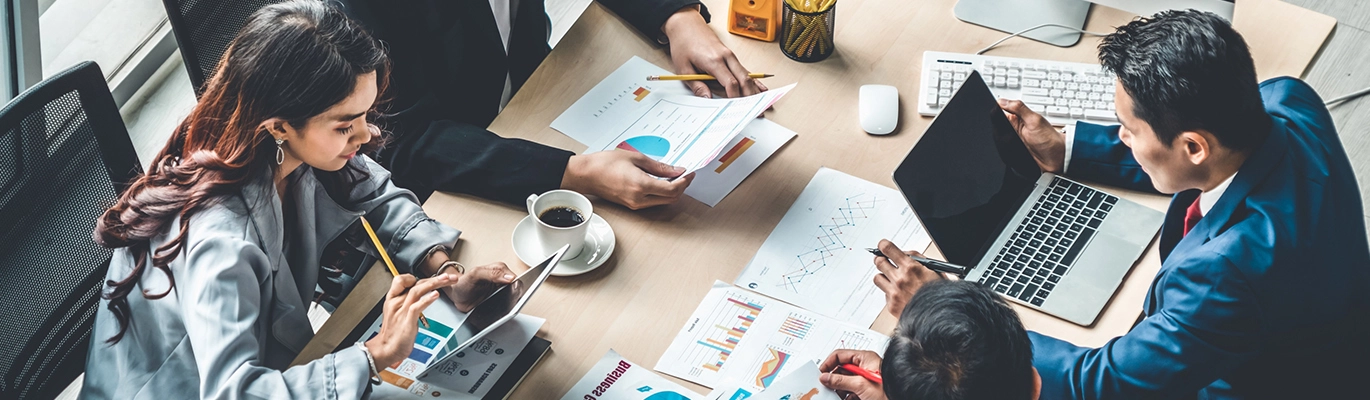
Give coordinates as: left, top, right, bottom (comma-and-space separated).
839, 363, 883, 384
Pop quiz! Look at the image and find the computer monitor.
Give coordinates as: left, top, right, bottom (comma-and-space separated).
953, 0, 1235, 48
1090, 0, 1233, 20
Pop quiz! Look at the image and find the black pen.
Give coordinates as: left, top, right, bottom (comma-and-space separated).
866, 248, 970, 278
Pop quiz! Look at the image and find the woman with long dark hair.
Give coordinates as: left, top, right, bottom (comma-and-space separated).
81, 1, 514, 397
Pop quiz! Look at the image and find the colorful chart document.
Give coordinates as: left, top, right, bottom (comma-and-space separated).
654, 281, 889, 392
561, 349, 704, 400
551, 56, 694, 146
734, 168, 933, 327
551, 56, 795, 174
684, 118, 796, 207
364, 311, 544, 399
706, 362, 841, 400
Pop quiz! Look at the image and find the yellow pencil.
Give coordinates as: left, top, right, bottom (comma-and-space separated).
646, 73, 775, 81
359, 216, 430, 329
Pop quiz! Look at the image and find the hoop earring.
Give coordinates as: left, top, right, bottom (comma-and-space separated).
275, 138, 285, 165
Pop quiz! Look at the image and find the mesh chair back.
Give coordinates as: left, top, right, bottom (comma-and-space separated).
162, 0, 283, 95
0, 61, 141, 399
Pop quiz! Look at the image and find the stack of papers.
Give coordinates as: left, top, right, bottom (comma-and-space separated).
707, 362, 841, 400
654, 281, 889, 393
734, 168, 933, 327
551, 56, 797, 206
561, 349, 704, 400
652, 168, 934, 394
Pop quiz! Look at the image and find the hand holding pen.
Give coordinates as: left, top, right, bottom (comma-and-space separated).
819, 349, 888, 400
865, 249, 969, 278
870, 239, 950, 317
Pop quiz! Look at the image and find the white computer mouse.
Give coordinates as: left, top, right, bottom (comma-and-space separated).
859, 84, 899, 135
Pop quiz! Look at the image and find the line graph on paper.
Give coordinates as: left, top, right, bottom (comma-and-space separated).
780, 193, 883, 293
735, 168, 933, 326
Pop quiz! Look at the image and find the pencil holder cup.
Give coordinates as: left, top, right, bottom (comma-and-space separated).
780, 0, 836, 62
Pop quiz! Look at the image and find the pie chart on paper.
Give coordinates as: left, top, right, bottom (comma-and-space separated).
616, 135, 671, 160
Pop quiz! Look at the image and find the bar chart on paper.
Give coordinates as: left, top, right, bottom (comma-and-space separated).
657, 282, 889, 391
735, 168, 932, 327
687, 289, 767, 377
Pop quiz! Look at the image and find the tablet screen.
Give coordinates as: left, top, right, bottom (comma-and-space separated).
419, 245, 566, 375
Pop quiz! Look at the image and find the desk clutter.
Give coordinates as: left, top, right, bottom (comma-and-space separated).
549, 169, 929, 400
654, 281, 887, 396
554, 167, 923, 398
392, 0, 1354, 397
552, 57, 798, 207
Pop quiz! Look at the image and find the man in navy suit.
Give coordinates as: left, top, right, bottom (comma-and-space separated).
862, 10, 1370, 399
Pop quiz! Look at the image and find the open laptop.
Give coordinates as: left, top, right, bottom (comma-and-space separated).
893, 71, 1163, 325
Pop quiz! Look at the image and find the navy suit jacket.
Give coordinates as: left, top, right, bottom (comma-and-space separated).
1029, 77, 1370, 399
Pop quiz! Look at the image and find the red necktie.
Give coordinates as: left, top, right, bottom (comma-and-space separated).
1183, 195, 1203, 236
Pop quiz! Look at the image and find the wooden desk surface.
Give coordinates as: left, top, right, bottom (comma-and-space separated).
407, 0, 1332, 396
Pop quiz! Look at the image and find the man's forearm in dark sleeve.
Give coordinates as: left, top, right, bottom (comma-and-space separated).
382, 119, 572, 204
597, 0, 709, 41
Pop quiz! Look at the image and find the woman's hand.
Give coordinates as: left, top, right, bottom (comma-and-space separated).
365, 274, 451, 367
440, 262, 516, 312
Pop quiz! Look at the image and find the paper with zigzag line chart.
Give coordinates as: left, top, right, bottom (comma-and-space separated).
735, 167, 932, 327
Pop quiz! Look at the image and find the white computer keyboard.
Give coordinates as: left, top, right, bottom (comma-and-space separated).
919, 51, 1120, 126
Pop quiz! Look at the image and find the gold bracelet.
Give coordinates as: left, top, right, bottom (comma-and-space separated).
436, 260, 465, 276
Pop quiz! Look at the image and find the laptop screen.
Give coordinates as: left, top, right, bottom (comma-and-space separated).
894, 71, 1042, 266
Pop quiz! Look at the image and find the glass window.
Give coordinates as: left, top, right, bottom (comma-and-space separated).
39, 0, 166, 80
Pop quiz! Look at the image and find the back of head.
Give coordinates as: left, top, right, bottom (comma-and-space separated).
882, 280, 1034, 400
1098, 9, 1270, 151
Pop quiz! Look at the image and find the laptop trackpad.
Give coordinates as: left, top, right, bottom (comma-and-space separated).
1042, 232, 1136, 326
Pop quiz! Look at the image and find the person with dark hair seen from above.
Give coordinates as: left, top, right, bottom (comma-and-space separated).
867, 9, 1370, 399
820, 280, 1039, 400
81, 1, 516, 397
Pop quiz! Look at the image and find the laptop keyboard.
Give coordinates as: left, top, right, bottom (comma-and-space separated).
977, 177, 1118, 306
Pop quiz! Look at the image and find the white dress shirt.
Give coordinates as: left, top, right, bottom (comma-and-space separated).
490, 0, 518, 110
1198, 172, 1236, 215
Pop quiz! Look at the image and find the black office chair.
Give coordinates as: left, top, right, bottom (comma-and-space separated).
162, 0, 282, 95
0, 61, 141, 399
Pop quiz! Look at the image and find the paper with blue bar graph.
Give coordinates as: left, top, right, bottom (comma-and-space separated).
654, 281, 889, 391
734, 167, 933, 327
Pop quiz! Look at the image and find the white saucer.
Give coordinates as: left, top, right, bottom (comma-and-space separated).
512, 213, 615, 276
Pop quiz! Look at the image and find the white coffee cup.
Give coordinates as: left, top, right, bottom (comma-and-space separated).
526, 190, 593, 259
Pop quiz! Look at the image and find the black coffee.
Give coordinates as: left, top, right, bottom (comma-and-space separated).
538, 206, 585, 228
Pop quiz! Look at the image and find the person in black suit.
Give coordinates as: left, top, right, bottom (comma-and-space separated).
346, 0, 766, 209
